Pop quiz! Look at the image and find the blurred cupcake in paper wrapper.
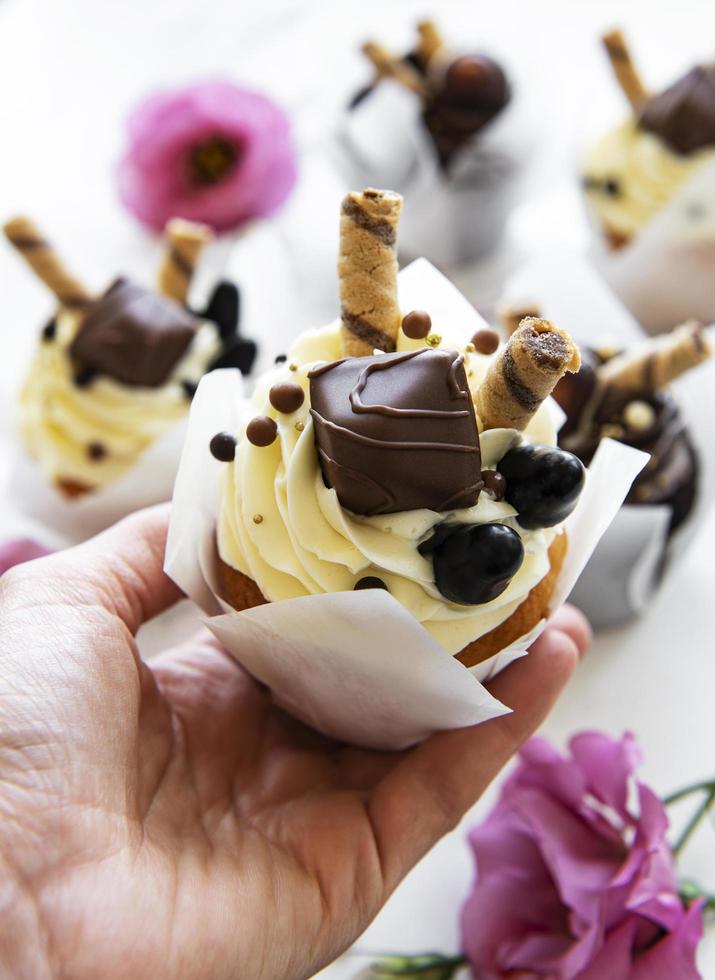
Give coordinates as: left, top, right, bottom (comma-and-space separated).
583, 29, 715, 334
333, 20, 525, 268
4, 215, 256, 541
165, 189, 646, 751
503, 252, 715, 628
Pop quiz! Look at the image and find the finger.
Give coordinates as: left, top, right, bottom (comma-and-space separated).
368, 625, 580, 891
548, 602, 592, 657
5, 504, 182, 633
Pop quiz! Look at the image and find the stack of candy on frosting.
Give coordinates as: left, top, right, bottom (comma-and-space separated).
583, 29, 715, 331
353, 20, 511, 169
4, 217, 255, 497
207, 189, 590, 667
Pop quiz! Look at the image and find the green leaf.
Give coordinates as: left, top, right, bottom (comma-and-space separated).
363, 953, 467, 978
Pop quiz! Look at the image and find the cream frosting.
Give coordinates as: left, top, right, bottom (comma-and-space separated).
583, 117, 714, 239
216, 320, 567, 657
19, 308, 221, 490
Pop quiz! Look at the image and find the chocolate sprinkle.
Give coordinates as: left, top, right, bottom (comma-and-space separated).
246, 416, 278, 447
209, 431, 237, 462
275, 354, 288, 364
269, 382, 305, 414
87, 441, 106, 461
401, 310, 432, 340
354, 576, 388, 591
41, 319, 57, 342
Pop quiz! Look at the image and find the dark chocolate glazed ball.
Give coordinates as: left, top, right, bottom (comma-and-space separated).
420, 523, 524, 605
552, 349, 600, 439
498, 445, 585, 530
444, 54, 509, 109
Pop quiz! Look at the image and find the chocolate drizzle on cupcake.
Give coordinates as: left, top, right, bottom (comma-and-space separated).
639, 64, 715, 156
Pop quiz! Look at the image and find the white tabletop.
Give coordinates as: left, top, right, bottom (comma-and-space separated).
1, 1, 714, 976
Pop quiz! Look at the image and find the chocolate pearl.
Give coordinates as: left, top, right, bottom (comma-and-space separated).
274, 353, 288, 364
354, 576, 388, 591
209, 431, 237, 462
444, 55, 508, 107
42, 319, 57, 342
73, 367, 96, 388
482, 469, 506, 500
401, 310, 432, 340
181, 380, 198, 400
471, 328, 500, 355
87, 441, 106, 461
246, 416, 277, 447
269, 382, 305, 414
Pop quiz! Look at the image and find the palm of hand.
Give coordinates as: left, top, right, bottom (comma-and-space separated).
0, 508, 586, 980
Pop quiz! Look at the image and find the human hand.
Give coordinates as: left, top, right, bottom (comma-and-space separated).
0, 506, 590, 980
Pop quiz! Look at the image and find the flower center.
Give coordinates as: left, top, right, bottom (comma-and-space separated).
189, 136, 239, 186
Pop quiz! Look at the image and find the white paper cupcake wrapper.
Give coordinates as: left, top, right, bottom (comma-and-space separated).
504, 251, 715, 627
165, 261, 647, 750
588, 157, 715, 335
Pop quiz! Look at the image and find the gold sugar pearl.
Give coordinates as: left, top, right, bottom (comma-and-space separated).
601, 423, 625, 440
288, 363, 298, 372
425, 333, 442, 348
253, 514, 264, 525
294, 420, 305, 432
465, 342, 476, 353
623, 400, 656, 433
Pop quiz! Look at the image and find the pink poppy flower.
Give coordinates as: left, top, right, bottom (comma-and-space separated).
461, 732, 704, 979
118, 80, 297, 233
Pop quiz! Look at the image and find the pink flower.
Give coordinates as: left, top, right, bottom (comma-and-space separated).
118, 80, 297, 232
461, 733, 704, 979
0, 538, 51, 576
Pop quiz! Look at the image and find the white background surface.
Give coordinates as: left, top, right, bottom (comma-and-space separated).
1, 0, 714, 976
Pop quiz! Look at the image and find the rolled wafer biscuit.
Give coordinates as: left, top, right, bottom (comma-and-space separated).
476, 317, 581, 431
157, 218, 213, 304
339, 189, 403, 357
361, 41, 427, 97
415, 20, 444, 68
498, 302, 542, 337
599, 320, 711, 403
602, 29, 649, 112
3, 216, 92, 310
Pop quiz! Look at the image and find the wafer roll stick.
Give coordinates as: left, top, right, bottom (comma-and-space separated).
361, 42, 427, 97
339, 189, 403, 357
602, 29, 649, 111
599, 321, 711, 404
415, 20, 444, 68
499, 302, 542, 337
3, 216, 92, 310
158, 218, 213, 304
476, 317, 581, 431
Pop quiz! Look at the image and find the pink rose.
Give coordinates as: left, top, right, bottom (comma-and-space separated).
118, 80, 297, 232
461, 732, 704, 979
0, 538, 51, 576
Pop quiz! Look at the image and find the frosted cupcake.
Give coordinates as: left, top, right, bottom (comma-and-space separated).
208, 189, 587, 667
5, 216, 255, 499
583, 30, 715, 333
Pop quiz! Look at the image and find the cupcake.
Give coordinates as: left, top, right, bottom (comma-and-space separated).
583, 29, 715, 333
4, 216, 256, 499
335, 21, 521, 266
167, 191, 648, 748
207, 189, 590, 668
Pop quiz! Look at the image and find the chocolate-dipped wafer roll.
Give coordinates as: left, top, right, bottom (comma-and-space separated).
415, 20, 444, 68
158, 218, 213, 304
3, 216, 92, 311
361, 42, 427, 96
599, 321, 711, 405
499, 302, 542, 337
476, 317, 581, 431
602, 29, 649, 112
339, 188, 403, 357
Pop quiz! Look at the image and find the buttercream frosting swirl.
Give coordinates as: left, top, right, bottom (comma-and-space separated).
216, 321, 565, 656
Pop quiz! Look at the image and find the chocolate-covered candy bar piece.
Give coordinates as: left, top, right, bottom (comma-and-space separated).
70, 278, 198, 388
309, 348, 482, 516
640, 64, 715, 155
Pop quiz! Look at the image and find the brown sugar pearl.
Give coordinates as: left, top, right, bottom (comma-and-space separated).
354, 576, 388, 591
401, 310, 432, 340
471, 328, 500, 355
246, 416, 278, 447
87, 441, 107, 461
269, 382, 305, 414
209, 431, 237, 462
482, 469, 506, 500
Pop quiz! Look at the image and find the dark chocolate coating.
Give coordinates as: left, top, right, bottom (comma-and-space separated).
70, 278, 198, 388
419, 522, 524, 605
308, 348, 483, 516
497, 445, 585, 530
552, 349, 600, 439
640, 64, 715, 155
